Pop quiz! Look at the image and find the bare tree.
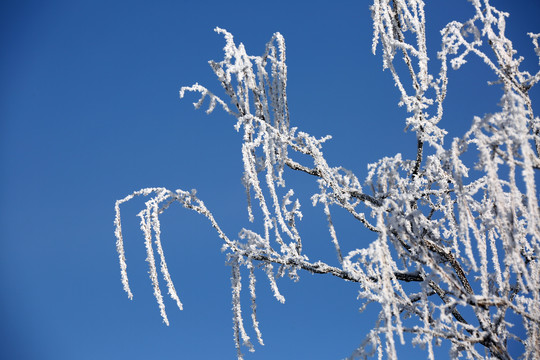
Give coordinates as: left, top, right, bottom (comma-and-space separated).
114, 1, 540, 359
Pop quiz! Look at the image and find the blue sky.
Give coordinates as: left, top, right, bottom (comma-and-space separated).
1, 1, 539, 359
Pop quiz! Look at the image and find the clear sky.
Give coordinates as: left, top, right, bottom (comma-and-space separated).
1, 1, 539, 359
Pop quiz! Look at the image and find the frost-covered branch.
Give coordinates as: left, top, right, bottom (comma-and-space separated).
114, 1, 540, 359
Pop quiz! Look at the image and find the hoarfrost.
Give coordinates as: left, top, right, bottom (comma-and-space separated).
114, 1, 540, 358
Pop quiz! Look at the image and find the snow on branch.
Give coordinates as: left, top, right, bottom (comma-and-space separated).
115, 1, 540, 359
